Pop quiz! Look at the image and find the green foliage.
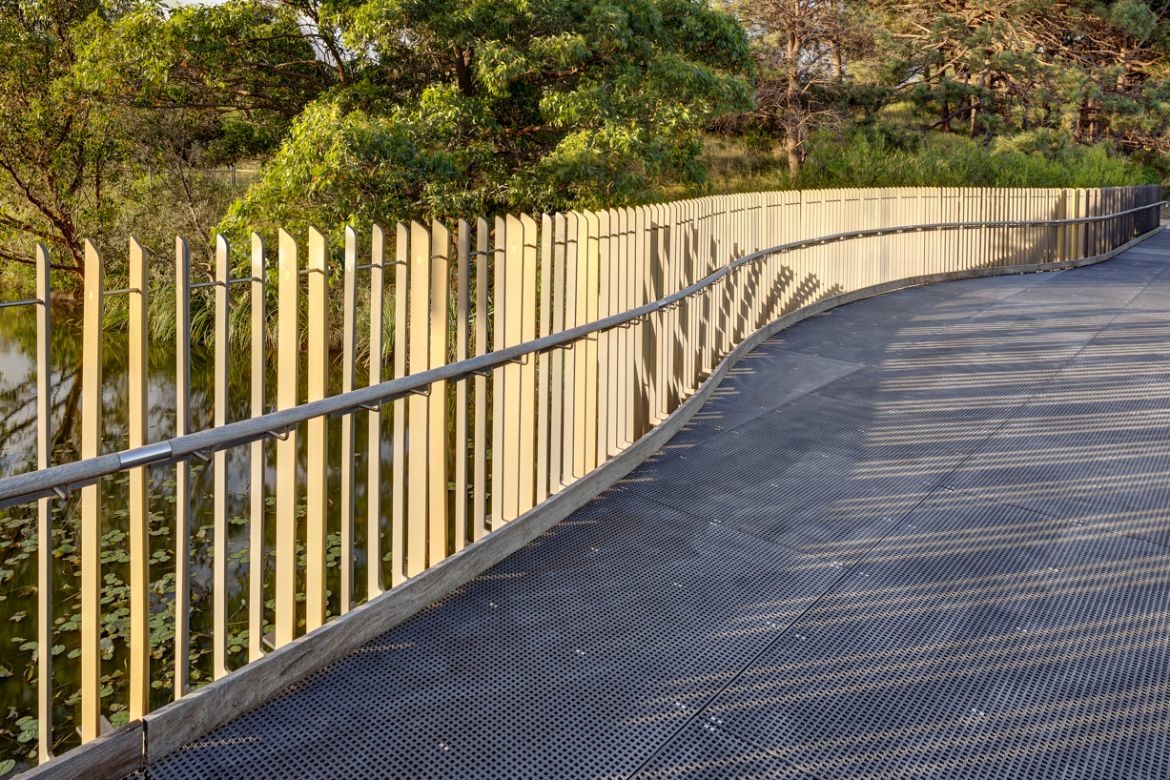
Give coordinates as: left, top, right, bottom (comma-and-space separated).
226, 93, 470, 232
1110, 0, 1159, 40
0, 0, 1166, 302
715, 0, 1170, 190
78, 0, 330, 155
222, 0, 752, 246
0, 0, 332, 290
857, 0, 1170, 158
713, 124, 1160, 193
815, 132, 1152, 189
0, 0, 127, 275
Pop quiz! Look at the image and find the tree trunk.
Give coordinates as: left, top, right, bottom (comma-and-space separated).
454, 48, 475, 97
967, 72, 978, 138
785, 129, 802, 177
785, 24, 803, 177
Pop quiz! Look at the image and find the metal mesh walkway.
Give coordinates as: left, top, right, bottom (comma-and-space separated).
144, 234, 1170, 779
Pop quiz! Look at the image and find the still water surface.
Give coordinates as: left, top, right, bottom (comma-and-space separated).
0, 306, 391, 771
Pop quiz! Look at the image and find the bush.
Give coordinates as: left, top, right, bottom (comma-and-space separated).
788, 126, 1160, 190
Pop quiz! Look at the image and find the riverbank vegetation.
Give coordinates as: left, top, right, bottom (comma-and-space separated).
0, 0, 1167, 302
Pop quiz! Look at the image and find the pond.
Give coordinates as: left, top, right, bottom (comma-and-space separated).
0, 304, 396, 773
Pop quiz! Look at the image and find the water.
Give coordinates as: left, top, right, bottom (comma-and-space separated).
0, 305, 393, 773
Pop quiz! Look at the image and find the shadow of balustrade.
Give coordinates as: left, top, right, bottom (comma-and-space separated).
141, 233, 1170, 780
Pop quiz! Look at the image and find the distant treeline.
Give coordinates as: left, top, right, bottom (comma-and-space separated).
0, 0, 1166, 295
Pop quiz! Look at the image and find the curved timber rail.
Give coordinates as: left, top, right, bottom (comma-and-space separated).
2, 185, 1163, 778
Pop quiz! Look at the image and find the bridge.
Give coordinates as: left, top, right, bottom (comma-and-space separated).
142, 228, 1170, 780
1, 186, 1166, 778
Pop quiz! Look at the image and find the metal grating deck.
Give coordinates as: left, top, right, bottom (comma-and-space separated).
143, 234, 1170, 779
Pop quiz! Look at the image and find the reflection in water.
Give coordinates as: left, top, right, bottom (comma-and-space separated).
0, 307, 392, 769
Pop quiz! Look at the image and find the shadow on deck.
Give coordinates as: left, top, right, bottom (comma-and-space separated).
143, 233, 1170, 779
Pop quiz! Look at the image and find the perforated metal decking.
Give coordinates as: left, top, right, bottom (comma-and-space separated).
144, 234, 1170, 780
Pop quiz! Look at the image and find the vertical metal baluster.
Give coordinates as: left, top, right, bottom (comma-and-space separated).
730, 197, 742, 343
684, 202, 697, 391
1078, 189, 1087, 259
174, 237, 192, 698
595, 210, 612, 463
427, 221, 449, 564
653, 206, 668, 423
583, 211, 600, 474
454, 221, 470, 550
502, 215, 522, 523
651, 207, 663, 422
212, 235, 230, 678
664, 204, 678, 411
562, 213, 579, 486
1089, 188, 1097, 254
1053, 188, 1061, 259
80, 241, 103, 741
613, 210, 622, 458
716, 198, 726, 364
492, 216, 506, 528
618, 209, 631, 449
407, 222, 429, 572
274, 230, 299, 647
536, 214, 553, 504
128, 238, 151, 710
618, 209, 631, 453
961, 187, 970, 271
701, 199, 712, 377
614, 208, 627, 448
572, 212, 589, 479
305, 228, 329, 631
518, 215, 538, 514
667, 202, 679, 408
248, 234, 265, 662
368, 226, 386, 598
1095, 189, 1103, 255
391, 225, 408, 586
549, 214, 566, 496
35, 244, 53, 763
340, 228, 358, 612
472, 219, 489, 540
634, 206, 649, 440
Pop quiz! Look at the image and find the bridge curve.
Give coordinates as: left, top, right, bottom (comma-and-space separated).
144, 233, 1170, 779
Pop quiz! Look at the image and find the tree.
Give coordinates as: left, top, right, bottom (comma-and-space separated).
733, 0, 864, 175
0, 0, 127, 277
861, 0, 1170, 155
81, 0, 333, 127
0, 0, 337, 280
219, 0, 754, 245
78, 0, 336, 262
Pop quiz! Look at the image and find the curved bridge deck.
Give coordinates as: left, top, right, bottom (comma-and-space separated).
147, 234, 1170, 779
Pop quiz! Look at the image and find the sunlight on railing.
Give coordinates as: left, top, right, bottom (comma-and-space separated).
0, 184, 1161, 770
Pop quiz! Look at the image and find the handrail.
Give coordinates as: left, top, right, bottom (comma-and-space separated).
0, 298, 44, 309
0, 200, 1163, 511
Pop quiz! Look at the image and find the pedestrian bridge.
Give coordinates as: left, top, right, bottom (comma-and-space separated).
142, 229, 1170, 780
3, 186, 1165, 779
